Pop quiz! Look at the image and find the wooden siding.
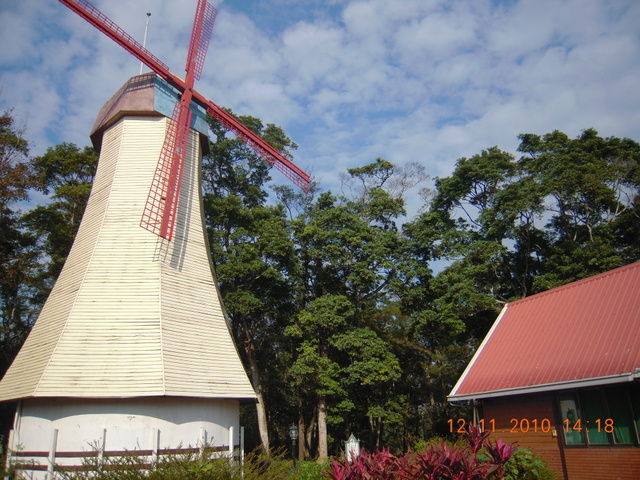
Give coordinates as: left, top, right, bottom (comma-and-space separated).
0, 116, 256, 401
481, 394, 640, 480
481, 393, 564, 475
564, 448, 640, 480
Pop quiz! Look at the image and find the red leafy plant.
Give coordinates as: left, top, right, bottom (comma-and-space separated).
327, 424, 517, 480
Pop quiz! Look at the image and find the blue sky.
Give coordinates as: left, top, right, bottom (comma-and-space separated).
1, 0, 639, 216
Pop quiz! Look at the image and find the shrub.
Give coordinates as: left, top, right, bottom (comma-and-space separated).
502, 448, 557, 480
326, 425, 518, 480
294, 460, 332, 480
57, 448, 294, 480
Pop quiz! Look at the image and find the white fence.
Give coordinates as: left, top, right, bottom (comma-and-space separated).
6, 426, 244, 478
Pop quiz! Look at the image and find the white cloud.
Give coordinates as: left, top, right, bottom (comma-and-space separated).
1, 0, 638, 216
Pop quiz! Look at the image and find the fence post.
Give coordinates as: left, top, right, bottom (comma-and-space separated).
199, 426, 207, 457
98, 428, 107, 469
151, 428, 160, 464
240, 426, 245, 466
47, 428, 58, 479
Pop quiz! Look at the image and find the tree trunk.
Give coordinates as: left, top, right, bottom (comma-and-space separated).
305, 405, 317, 459
317, 394, 328, 459
241, 318, 270, 451
297, 396, 305, 461
255, 392, 270, 451
429, 388, 436, 435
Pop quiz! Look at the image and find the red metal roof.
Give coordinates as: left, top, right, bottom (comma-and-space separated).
449, 262, 640, 400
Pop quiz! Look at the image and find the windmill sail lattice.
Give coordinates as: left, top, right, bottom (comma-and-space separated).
58, 0, 310, 241
187, 0, 217, 81
139, 100, 191, 239
140, 0, 217, 240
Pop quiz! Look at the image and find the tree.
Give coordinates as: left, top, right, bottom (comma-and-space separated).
22, 143, 98, 295
402, 129, 640, 440
286, 294, 355, 459
0, 102, 39, 445
0, 104, 37, 378
517, 129, 640, 289
288, 159, 421, 458
202, 112, 301, 452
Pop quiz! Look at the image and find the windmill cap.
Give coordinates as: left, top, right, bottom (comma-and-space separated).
90, 73, 209, 155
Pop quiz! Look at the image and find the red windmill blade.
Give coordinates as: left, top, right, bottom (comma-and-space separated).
143, 0, 216, 240
59, 0, 311, 241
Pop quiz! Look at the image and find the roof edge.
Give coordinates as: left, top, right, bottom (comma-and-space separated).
448, 303, 510, 397
2, 392, 258, 403
448, 370, 640, 402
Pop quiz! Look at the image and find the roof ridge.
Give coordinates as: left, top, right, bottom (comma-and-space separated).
510, 261, 640, 306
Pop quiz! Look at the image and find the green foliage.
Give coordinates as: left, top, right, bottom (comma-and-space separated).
59, 449, 300, 480
502, 448, 557, 480
0, 109, 31, 203
2, 115, 638, 466
203, 112, 302, 451
0, 451, 17, 479
22, 143, 97, 288
0, 104, 38, 405
288, 166, 414, 456
294, 460, 332, 480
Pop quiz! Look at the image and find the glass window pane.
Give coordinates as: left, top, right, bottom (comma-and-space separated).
606, 387, 634, 444
581, 389, 609, 444
558, 392, 585, 445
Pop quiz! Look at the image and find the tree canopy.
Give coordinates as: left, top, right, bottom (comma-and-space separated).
1, 106, 638, 461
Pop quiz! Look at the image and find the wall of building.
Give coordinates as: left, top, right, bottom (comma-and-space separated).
563, 448, 640, 479
480, 393, 563, 474
481, 393, 640, 480
9, 396, 241, 479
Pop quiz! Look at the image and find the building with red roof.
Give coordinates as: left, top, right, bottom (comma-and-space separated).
449, 262, 640, 479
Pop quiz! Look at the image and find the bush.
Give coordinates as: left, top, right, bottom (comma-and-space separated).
502, 448, 557, 480
326, 425, 517, 480
57, 448, 295, 480
294, 460, 332, 480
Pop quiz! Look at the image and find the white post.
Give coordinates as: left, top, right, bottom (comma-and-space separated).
228, 426, 234, 459
240, 427, 245, 466
47, 428, 59, 479
151, 428, 160, 463
98, 428, 107, 468
139, 12, 151, 74
199, 426, 207, 457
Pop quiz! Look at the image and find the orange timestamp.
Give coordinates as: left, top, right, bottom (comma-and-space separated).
448, 418, 615, 434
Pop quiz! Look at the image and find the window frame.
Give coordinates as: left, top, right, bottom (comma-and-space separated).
556, 383, 640, 448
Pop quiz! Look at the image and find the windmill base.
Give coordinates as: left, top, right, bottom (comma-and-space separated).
7, 397, 242, 478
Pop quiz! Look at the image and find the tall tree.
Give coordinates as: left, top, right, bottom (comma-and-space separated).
0, 103, 39, 445
21, 143, 98, 297
402, 129, 640, 439
0, 105, 37, 378
202, 113, 300, 451
518, 129, 640, 289
288, 159, 419, 458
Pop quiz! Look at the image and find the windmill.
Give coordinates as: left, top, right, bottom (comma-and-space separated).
61, 0, 310, 241
0, 1, 310, 477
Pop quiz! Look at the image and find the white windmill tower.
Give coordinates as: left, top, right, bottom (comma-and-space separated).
0, 0, 310, 476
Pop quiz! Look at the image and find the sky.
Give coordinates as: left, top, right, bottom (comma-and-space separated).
1, 0, 639, 218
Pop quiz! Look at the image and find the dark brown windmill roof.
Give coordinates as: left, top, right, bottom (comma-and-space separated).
89, 74, 209, 155
449, 262, 640, 401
